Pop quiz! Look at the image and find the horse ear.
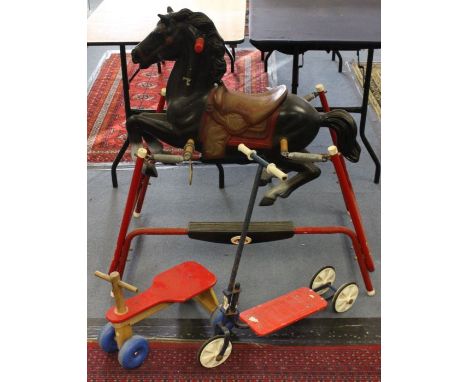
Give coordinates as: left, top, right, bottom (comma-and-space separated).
158, 13, 170, 23
167, 6, 174, 13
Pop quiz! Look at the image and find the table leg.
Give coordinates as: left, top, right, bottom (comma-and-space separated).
119, 44, 131, 118
292, 50, 299, 94
359, 49, 381, 184
264, 51, 273, 73
111, 45, 132, 188
334, 50, 343, 73
225, 45, 235, 73
111, 139, 130, 188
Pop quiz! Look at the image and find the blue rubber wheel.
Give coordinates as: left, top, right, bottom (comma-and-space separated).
117, 335, 149, 369
98, 323, 118, 353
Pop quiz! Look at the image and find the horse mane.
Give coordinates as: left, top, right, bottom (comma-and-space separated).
170, 8, 227, 84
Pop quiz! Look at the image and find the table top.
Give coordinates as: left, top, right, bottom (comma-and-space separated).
249, 0, 381, 52
87, 0, 246, 45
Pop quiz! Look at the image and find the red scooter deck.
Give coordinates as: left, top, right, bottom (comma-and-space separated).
106, 261, 216, 323
239, 287, 327, 336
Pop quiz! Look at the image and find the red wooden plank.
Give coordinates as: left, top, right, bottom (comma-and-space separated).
239, 287, 327, 336
107, 261, 217, 323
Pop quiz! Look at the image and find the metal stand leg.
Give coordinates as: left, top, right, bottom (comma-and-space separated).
216, 163, 225, 189
134, 175, 150, 217
291, 50, 300, 94
359, 49, 381, 184
264, 51, 273, 73
109, 153, 145, 275
157, 62, 162, 74
111, 139, 130, 188
111, 45, 132, 188
334, 50, 343, 72
224, 46, 235, 73
119, 45, 132, 120
230, 44, 236, 62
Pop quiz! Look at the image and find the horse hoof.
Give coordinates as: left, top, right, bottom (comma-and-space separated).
259, 196, 276, 206
279, 190, 292, 199
142, 163, 158, 178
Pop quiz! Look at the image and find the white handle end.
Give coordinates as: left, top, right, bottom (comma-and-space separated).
315, 83, 325, 92
267, 163, 288, 181
327, 145, 338, 156
160, 87, 166, 97
137, 148, 148, 159
238, 143, 255, 160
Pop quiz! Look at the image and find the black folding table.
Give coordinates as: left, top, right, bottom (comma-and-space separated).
249, 0, 381, 183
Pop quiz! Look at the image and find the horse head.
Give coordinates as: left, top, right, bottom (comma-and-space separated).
131, 7, 226, 83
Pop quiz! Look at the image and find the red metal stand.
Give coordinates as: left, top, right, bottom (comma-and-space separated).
107, 86, 376, 295
316, 84, 374, 273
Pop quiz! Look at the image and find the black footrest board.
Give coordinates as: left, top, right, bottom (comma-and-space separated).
188, 221, 295, 244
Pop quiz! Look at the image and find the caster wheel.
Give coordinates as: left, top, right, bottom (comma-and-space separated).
117, 335, 149, 369
98, 322, 118, 353
309, 266, 336, 295
198, 335, 232, 368
332, 282, 359, 313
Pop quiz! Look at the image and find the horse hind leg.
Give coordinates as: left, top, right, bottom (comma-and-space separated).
259, 158, 321, 206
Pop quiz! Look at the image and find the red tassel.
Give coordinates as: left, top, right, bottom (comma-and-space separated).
194, 37, 205, 53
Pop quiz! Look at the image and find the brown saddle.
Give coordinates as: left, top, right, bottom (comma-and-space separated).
200, 84, 288, 159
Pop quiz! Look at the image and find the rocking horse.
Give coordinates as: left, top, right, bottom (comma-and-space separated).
126, 7, 361, 206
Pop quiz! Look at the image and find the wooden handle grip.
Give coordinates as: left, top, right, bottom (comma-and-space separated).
94, 271, 138, 293
118, 280, 138, 293
95, 270, 111, 281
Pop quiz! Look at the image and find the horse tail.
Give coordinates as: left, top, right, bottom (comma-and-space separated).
319, 109, 361, 162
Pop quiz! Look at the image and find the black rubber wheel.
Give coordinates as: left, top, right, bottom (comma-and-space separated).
332, 282, 359, 313
309, 265, 336, 295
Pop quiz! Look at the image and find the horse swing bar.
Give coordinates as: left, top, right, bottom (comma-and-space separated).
107, 87, 374, 297
107, 84, 375, 295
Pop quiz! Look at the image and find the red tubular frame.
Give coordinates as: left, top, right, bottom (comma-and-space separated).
294, 226, 373, 293
134, 175, 150, 216
108, 154, 145, 273
317, 86, 374, 273
106, 86, 376, 294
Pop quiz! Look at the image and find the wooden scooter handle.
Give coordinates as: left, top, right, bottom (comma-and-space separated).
95, 271, 138, 293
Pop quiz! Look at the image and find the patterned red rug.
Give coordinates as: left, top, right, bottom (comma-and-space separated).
87, 50, 270, 163
87, 340, 380, 381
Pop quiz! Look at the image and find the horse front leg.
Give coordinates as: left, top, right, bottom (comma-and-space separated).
126, 113, 176, 177
259, 157, 321, 206
126, 113, 172, 159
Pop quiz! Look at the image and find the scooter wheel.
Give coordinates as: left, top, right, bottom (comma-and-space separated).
309, 266, 336, 295
332, 282, 359, 313
117, 335, 149, 369
98, 322, 118, 353
197, 335, 232, 368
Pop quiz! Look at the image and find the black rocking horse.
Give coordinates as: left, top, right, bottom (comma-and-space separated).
126, 7, 361, 206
